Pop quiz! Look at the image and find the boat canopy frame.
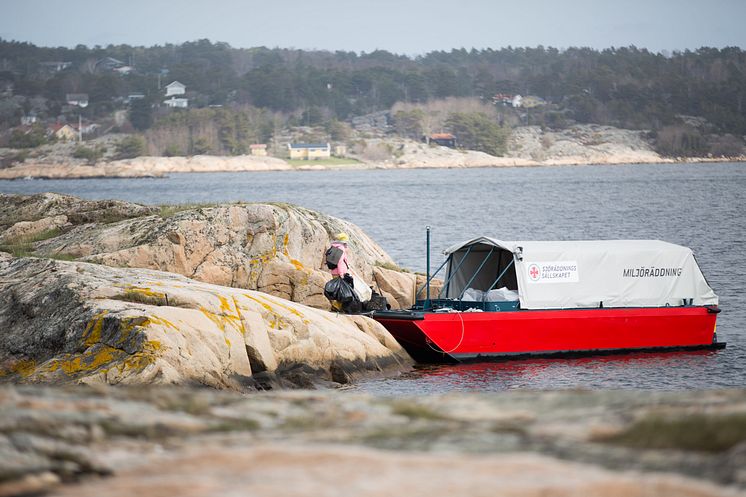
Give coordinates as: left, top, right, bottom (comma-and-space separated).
418, 236, 718, 311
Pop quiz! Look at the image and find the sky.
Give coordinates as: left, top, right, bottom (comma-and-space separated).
1, 0, 745, 55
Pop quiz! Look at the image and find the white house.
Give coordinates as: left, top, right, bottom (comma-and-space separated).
40, 61, 72, 72
164, 97, 188, 109
127, 93, 145, 104
96, 57, 125, 72
165, 81, 186, 97
66, 93, 89, 108
114, 65, 134, 75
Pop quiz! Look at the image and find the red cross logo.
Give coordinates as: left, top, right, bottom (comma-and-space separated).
528, 264, 541, 281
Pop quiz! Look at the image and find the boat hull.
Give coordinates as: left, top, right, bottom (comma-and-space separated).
372, 306, 722, 363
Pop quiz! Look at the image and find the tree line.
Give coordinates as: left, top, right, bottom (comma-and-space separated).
1, 39, 745, 156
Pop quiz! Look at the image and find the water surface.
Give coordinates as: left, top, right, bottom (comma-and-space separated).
2, 162, 744, 392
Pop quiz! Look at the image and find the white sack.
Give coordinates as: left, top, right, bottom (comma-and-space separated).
484, 287, 520, 302
351, 273, 372, 303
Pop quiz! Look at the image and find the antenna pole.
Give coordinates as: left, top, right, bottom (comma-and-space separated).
426, 226, 431, 309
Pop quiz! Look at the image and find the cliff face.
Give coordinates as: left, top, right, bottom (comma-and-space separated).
0, 254, 412, 389
0, 193, 430, 310
508, 125, 664, 164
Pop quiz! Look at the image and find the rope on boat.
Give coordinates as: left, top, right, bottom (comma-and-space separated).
426, 311, 465, 355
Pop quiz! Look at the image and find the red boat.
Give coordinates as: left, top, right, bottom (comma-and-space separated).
372, 233, 724, 363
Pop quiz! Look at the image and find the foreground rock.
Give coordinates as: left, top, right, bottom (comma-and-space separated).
0, 255, 412, 390
1, 386, 745, 496
0, 193, 433, 310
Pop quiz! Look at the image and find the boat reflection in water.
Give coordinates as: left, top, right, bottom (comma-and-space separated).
354, 349, 724, 395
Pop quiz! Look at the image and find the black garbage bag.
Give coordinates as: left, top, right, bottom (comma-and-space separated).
363, 290, 389, 311
324, 277, 356, 304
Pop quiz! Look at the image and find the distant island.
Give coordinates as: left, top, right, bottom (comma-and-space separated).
1, 40, 745, 177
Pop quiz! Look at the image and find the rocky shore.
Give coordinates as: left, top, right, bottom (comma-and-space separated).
0, 193, 429, 311
1, 125, 742, 180
0, 193, 433, 390
1, 385, 745, 496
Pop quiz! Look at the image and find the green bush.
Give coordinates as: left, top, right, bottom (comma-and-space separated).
9, 126, 47, 149
1, 150, 29, 168
72, 145, 105, 164
709, 134, 745, 157
163, 144, 184, 157
191, 137, 212, 155
393, 109, 425, 139
654, 125, 709, 157
114, 136, 146, 160
445, 112, 510, 156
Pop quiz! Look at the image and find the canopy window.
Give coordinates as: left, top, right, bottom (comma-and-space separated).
442, 241, 517, 300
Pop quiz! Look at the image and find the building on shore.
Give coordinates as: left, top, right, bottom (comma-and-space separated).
165, 81, 186, 97
163, 81, 188, 108
50, 124, 77, 141
164, 97, 188, 109
333, 145, 347, 157
287, 143, 331, 160
428, 133, 457, 148
65, 94, 89, 108
250, 144, 268, 156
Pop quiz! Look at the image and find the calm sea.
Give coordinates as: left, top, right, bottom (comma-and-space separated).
2, 162, 744, 392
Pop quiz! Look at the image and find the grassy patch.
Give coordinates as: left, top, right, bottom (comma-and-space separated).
30, 227, 62, 241
98, 212, 138, 224
0, 228, 64, 257
286, 157, 361, 166
390, 401, 449, 421
594, 413, 746, 453
280, 415, 328, 430
47, 252, 79, 261
0, 245, 78, 260
374, 260, 411, 273
208, 419, 261, 433
0, 242, 34, 257
362, 425, 449, 446
111, 289, 169, 307
154, 394, 213, 416
159, 203, 216, 218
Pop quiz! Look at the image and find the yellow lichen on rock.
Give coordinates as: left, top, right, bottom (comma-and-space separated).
249, 293, 310, 325
242, 294, 284, 329
82, 310, 110, 347
47, 345, 123, 377
0, 252, 412, 390
8, 359, 37, 378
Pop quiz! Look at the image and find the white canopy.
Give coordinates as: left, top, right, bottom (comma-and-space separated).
443, 237, 718, 310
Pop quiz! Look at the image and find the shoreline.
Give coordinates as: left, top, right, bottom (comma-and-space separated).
0, 154, 744, 180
